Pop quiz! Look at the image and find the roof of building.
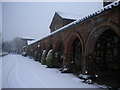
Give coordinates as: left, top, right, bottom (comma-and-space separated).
21, 37, 34, 41
56, 11, 83, 20
28, 40, 38, 46
49, 12, 77, 30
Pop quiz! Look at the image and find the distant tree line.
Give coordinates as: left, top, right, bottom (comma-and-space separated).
2, 37, 25, 54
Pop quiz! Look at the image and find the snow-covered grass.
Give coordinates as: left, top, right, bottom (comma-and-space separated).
2, 54, 106, 88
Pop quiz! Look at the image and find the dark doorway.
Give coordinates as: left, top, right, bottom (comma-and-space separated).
91, 30, 120, 88
72, 37, 82, 73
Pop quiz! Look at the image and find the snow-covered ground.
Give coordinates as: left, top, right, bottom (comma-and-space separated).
2, 54, 106, 88
0, 56, 2, 89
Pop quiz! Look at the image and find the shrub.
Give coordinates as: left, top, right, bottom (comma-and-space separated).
46, 49, 54, 68
41, 50, 47, 65
38, 52, 42, 62
34, 51, 38, 61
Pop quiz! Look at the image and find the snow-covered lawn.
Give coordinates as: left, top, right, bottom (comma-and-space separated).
2, 54, 105, 88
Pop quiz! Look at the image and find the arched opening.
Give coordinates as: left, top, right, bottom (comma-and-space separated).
71, 37, 82, 74
64, 32, 84, 74
89, 29, 120, 88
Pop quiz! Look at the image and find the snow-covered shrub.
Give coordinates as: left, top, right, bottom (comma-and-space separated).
46, 49, 54, 68
41, 50, 47, 65
38, 52, 42, 62
34, 51, 38, 61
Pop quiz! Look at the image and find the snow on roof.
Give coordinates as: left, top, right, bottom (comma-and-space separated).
28, 0, 120, 46
27, 40, 37, 46
27, 36, 48, 46
21, 37, 34, 40
57, 11, 83, 20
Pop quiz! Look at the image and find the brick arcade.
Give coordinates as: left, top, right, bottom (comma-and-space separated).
24, 1, 120, 88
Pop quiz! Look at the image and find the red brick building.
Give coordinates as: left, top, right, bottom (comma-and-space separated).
25, 1, 120, 88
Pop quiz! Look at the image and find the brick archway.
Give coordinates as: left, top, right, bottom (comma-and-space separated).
44, 39, 53, 52
85, 21, 120, 73
64, 32, 84, 73
53, 38, 63, 52
64, 32, 84, 55
86, 21, 120, 56
46, 43, 53, 52
40, 41, 47, 53
85, 21, 120, 88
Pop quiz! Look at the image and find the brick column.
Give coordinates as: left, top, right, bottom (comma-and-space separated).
81, 53, 88, 74
63, 53, 72, 67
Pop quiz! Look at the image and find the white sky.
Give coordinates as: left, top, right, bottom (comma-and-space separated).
2, 1, 103, 41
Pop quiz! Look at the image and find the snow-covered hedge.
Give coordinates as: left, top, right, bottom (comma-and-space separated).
41, 50, 47, 65
46, 49, 55, 68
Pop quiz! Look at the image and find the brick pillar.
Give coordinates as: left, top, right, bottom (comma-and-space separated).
63, 53, 72, 67
81, 53, 88, 74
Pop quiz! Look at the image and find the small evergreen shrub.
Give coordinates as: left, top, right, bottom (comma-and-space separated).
41, 50, 47, 65
46, 49, 54, 68
34, 51, 38, 61
38, 52, 42, 62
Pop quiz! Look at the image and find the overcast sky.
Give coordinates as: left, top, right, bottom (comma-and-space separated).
2, 2, 103, 41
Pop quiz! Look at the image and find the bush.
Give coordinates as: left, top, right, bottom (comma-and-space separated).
34, 51, 38, 61
41, 50, 47, 65
38, 52, 42, 62
46, 49, 54, 68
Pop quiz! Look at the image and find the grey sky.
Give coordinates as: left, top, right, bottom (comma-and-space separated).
2, 2, 103, 41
